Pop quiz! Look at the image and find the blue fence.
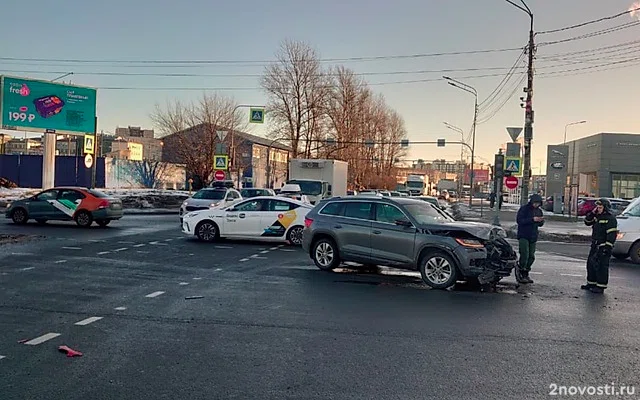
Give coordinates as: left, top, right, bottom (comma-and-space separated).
0, 155, 105, 188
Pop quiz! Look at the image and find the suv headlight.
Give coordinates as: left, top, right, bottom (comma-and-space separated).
455, 238, 484, 248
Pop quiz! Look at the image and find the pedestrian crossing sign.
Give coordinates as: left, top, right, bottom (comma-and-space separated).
214, 155, 228, 170
249, 108, 264, 124
504, 157, 521, 175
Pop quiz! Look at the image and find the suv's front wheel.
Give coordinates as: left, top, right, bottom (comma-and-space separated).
312, 238, 340, 271
419, 251, 458, 289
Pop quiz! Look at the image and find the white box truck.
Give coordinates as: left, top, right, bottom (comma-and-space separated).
406, 174, 427, 196
287, 159, 348, 204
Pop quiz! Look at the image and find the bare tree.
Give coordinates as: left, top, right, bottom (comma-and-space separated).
261, 39, 329, 158
131, 160, 169, 188
150, 93, 245, 186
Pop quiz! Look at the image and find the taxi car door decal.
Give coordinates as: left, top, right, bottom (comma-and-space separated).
261, 210, 297, 237
48, 198, 81, 217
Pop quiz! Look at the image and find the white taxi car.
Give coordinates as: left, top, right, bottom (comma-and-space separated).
181, 196, 313, 245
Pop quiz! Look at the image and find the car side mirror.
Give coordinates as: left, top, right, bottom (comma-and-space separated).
395, 219, 412, 227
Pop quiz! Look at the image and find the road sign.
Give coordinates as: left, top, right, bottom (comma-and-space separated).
507, 127, 523, 142
1, 76, 97, 135
83, 134, 95, 155
84, 154, 93, 168
216, 130, 227, 141
214, 170, 225, 181
504, 157, 521, 174
214, 155, 229, 170
506, 142, 521, 157
437, 139, 445, 147
505, 176, 519, 189
249, 108, 264, 124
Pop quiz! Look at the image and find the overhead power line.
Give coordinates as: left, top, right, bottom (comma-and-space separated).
0, 46, 525, 66
537, 6, 640, 35
538, 20, 640, 46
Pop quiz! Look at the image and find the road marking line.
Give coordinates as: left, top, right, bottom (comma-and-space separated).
62, 246, 82, 250
529, 272, 543, 275
118, 241, 135, 244
260, 250, 270, 254
279, 249, 296, 252
136, 251, 150, 254
20, 267, 35, 271
133, 244, 146, 248
145, 291, 165, 298
97, 251, 110, 255
215, 245, 233, 249
0, 355, 5, 360
240, 258, 249, 262
214, 268, 222, 272
179, 282, 190, 285
164, 238, 173, 242
11, 252, 34, 256
149, 241, 168, 246
278, 245, 285, 248
114, 307, 127, 311
24, 333, 61, 346
54, 260, 67, 264
251, 256, 267, 259
560, 273, 582, 277
113, 248, 128, 252
88, 239, 105, 243
74, 316, 103, 326
193, 277, 202, 280
270, 247, 278, 250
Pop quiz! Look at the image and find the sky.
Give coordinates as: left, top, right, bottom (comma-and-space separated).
2, 0, 640, 176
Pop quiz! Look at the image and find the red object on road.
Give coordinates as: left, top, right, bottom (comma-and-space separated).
505, 176, 519, 190
214, 170, 225, 181
58, 345, 83, 357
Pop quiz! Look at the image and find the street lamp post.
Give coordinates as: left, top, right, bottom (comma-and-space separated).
505, 0, 534, 205
443, 122, 466, 197
564, 120, 586, 219
443, 76, 477, 207
229, 104, 265, 187
266, 137, 291, 188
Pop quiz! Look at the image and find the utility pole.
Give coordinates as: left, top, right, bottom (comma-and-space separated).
506, 0, 534, 205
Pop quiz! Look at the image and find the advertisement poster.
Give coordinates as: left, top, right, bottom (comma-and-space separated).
1, 76, 96, 134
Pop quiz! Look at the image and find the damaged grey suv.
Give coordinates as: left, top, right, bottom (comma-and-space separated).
301, 196, 518, 289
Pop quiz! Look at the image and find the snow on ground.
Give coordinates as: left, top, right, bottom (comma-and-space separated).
0, 188, 39, 202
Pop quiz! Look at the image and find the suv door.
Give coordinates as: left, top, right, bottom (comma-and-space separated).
371, 203, 416, 266
325, 201, 374, 263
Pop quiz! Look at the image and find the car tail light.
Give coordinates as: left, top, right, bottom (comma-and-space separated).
304, 217, 313, 228
97, 200, 110, 209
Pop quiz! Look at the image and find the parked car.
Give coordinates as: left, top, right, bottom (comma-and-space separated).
612, 197, 640, 264
240, 188, 275, 198
179, 187, 242, 222
302, 196, 518, 289
5, 187, 123, 227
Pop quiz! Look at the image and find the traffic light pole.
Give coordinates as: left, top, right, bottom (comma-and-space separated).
493, 150, 505, 226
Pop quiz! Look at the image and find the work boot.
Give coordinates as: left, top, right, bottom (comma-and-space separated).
590, 286, 605, 294
522, 271, 534, 284
581, 284, 595, 290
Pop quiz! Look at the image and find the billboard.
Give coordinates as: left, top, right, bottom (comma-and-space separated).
465, 169, 490, 183
0, 76, 96, 135
545, 145, 569, 183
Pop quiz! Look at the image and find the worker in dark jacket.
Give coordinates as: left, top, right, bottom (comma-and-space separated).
581, 198, 618, 294
515, 193, 544, 284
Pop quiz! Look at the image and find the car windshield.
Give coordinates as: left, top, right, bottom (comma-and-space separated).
241, 189, 268, 197
621, 200, 640, 217
403, 201, 455, 224
287, 180, 322, 196
192, 189, 226, 200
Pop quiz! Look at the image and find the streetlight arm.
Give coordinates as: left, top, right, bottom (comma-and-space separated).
444, 77, 477, 96
505, 0, 532, 16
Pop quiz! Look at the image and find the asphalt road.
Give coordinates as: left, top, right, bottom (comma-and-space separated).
1, 215, 639, 399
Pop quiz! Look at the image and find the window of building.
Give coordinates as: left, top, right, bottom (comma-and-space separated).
611, 174, 640, 199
